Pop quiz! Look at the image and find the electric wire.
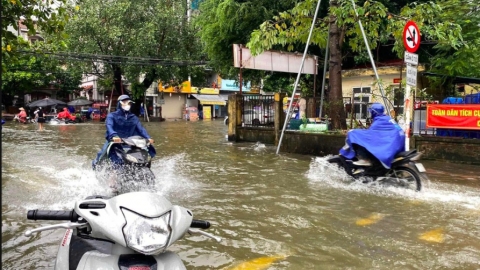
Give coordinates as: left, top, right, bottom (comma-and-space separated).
17, 50, 208, 66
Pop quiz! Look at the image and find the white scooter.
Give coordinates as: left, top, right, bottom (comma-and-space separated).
25, 192, 221, 269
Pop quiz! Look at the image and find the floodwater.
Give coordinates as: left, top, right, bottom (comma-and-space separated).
2, 120, 480, 269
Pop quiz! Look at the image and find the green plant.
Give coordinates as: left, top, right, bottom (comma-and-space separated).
301, 114, 308, 128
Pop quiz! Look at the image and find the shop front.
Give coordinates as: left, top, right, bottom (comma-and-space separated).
191, 88, 228, 119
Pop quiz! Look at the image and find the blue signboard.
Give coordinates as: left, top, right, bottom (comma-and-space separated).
220, 79, 251, 92
191, 0, 203, 10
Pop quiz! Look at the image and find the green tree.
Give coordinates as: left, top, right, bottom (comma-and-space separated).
420, 0, 480, 78
193, 0, 299, 82
1, 0, 72, 71
247, 0, 466, 129
2, 40, 82, 103
63, 0, 204, 99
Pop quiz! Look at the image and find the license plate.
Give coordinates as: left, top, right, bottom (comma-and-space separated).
415, 163, 426, 172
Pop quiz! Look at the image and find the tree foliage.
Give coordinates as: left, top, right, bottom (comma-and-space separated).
246, 0, 471, 129
193, 0, 299, 81
2, 39, 82, 101
247, 0, 465, 63
1, 0, 72, 71
63, 0, 204, 98
421, 0, 480, 77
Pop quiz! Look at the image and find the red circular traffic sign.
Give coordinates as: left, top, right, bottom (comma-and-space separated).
403, 21, 420, 53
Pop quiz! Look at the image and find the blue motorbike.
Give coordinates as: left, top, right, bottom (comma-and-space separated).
327, 149, 428, 191
94, 136, 156, 194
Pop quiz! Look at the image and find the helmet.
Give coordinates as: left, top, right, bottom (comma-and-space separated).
118, 95, 131, 102
368, 103, 385, 118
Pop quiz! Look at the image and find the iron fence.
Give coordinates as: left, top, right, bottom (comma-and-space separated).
241, 95, 275, 128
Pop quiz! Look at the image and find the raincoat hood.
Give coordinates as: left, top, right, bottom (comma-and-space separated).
369, 102, 385, 119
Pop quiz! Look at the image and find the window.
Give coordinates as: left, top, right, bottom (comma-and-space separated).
353, 87, 371, 120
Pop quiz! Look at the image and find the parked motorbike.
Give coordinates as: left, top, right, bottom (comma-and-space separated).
94, 136, 156, 194
327, 149, 428, 191
25, 191, 221, 269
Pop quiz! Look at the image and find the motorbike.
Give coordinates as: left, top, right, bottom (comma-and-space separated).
327, 149, 428, 191
13, 115, 36, 124
25, 191, 221, 270
49, 116, 77, 124
94, 136, 156, 194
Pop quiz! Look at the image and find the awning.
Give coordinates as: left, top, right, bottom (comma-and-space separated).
191, 94, 227, 105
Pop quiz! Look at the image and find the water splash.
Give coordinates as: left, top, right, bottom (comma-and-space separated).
2, 133, 201, 210
253, 142, 266, 151
307, 156, 480, 209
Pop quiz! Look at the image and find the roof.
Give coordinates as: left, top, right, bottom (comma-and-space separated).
421, 72, 480, 84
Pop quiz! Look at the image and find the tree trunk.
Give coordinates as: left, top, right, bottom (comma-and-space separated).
136, 69, 157, 118
141, 69, 157, 89
113, 65, 123, 95
327, 0, 347, 130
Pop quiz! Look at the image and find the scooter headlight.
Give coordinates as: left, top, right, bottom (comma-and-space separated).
131, 138, 147, 148
122, 208, 171, 255
125, 154, 138, 163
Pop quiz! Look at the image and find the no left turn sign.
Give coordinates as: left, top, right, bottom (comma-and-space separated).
403, 21, 420, 53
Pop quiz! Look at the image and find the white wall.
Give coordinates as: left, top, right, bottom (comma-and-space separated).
160, 93, 186, 120
342, 73, 404, 103
341, 66, 425, 103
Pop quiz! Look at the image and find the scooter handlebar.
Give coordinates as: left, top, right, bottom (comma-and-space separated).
27, 209, 78, 221
191, 219, 211, 229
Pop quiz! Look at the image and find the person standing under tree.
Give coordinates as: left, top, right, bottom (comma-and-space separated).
35, 107, 45, 131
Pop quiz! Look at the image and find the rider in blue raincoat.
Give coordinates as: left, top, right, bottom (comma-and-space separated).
339, 102, 405, 169
92, 95, 156, 169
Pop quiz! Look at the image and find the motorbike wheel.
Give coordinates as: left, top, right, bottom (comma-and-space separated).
387, 166, 422, 191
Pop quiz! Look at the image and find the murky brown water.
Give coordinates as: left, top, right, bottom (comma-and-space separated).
2, 120, 480, 269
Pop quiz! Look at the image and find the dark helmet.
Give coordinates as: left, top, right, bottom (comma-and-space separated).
118, 94, 131, 102
368, 103, 385, 118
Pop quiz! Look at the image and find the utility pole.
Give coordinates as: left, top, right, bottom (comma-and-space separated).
276, 0, 323, 154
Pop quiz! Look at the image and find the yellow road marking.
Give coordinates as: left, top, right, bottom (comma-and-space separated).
355, 213, 384, 226
419, 228, 444, 243
227, 254, 289, 270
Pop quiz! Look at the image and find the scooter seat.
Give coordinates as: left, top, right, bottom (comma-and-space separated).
395, 149, 417, 158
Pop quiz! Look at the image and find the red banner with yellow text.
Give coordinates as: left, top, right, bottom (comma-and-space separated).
426, 104, 480, 130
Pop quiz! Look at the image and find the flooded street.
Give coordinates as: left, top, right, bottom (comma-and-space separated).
2, 120, 480, 269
